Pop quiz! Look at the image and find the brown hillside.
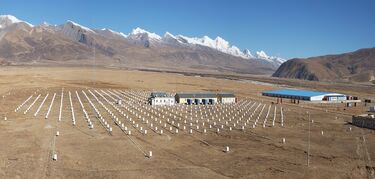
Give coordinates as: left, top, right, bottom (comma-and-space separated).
273, 47, 375, 82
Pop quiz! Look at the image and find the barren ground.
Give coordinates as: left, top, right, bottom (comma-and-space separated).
0, 66, 374, 179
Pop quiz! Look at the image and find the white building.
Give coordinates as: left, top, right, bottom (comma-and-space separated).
174, 92, 236, 105
218, 93, 236, 104
175, 92, 218, 105
262, 89, 348, 102
149, 92, 175, 106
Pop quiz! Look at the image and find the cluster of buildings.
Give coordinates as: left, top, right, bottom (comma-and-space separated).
148, 87, 366, 108
260, 88, 375, 130
262, 89, 359, 104
149, 92, 236, 106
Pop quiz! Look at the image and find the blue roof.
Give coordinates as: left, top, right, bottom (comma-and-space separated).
263, 89, 334, 98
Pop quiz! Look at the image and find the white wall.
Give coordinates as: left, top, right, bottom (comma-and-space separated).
151, 97, 175, 106
221, 97, 236, 104
178, 97, 218, 105
310, 94, 347, 101
310, 95, 325, 101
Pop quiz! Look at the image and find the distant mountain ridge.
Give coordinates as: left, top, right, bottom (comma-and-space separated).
272, 47, 375, 82
0, 14, 286, 74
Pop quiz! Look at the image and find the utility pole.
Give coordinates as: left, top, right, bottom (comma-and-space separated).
307, 111, 311, 167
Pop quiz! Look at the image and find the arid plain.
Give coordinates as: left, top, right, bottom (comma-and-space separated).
0, 66, 374, 179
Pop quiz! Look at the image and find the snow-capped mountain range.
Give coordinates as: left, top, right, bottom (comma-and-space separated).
125, 27, 285, 65
0, 15, 33, 29
0, 15, 286, 73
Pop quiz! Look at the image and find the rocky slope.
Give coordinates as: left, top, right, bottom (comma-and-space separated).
0, 15, 285, 74
273, 47, 375, 82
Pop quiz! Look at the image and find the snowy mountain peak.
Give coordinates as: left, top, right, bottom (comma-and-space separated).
65, 20, 95, 33
162, 32, 184, 44
127, 27, 161, 47
0, 15, 21, 23
0, 14, 287, 68
215, 36, 227, 43
164, 31, 175, 38
40, 21, 59, 28
202, 35, 211, 40
173, 35, 246, 58
0, 15, 33, 28
41, 21, 50, 26
256, 51, 269, 59
98, 28, 127, 38
255, 50, 286, 65
130, 27, 161, 40
131, 27, 146, 34
215, 36, 230, 49
243, 49, 254, 58
59, 20, 97, 44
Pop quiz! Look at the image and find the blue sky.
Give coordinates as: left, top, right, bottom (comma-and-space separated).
1, 0, 374, 59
